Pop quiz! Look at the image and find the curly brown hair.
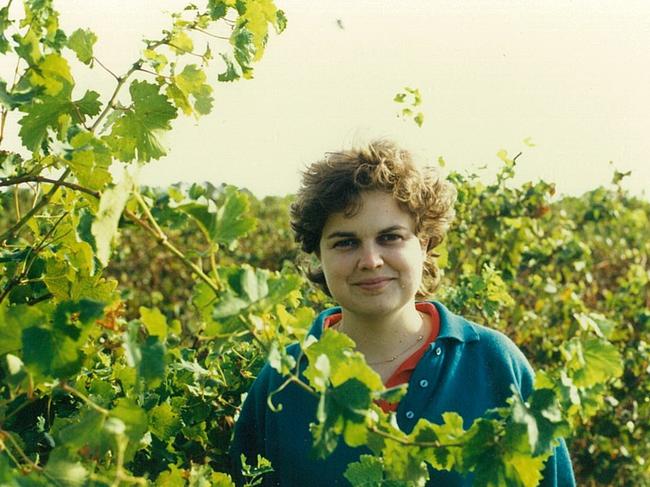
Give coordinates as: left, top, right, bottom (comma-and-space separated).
290, 139, 457, 298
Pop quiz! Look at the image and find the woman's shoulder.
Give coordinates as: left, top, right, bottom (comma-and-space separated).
431, 300, 535, 376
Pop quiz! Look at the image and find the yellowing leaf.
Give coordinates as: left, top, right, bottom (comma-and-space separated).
91, 173, 134, 266
29, 53, 74, 96
139, 306, 168, 337
169, 30, 193, 54
67, 28, 97, 65
506, 451, 547, 487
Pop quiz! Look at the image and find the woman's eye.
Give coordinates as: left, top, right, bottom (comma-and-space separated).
379, 233, 401, 243
333, 239, 356, 249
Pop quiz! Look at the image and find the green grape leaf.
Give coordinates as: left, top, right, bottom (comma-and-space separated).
0, 7, 10, 54
526, 388, 570, 455
504, 451, 547, 487
218, 53, 241, 82
303, 329, 354, 388
155, 464, 186, 486
462, 419, 506, 486
149, 401, 182, 439
0, 301, 44, 355
91, 173, 134, 266
231, 26, 254, 78
55, 407, 107, 453
413, 413, 466, 471
18, 89, 102, 152
177, 187, 255, 245
142, 338, 166, 387
304, 329, 383, 391
236, 0, 278, 62
211, 472, 236, 487
13, 29, 41, 64
139, 305, 168, 337
44, 447, 88, 487
238, 265, 268, 302
276, 9, 288, 32
169, 29, 193, 54
105, 80, 177, 162
67, 131, 112, 190
565, 337, 623, 388
28, 53, 74, 96
22, 326, 84, 378
74, 89, 102, 117
67, 28, 97, 65
18, 96, 72, 151
52, 299, 104, 340
312, 378, 373, 457
168, 64, 214, 116
510, 391, 539, 454
382, 439, 429, 484
0, 81, 40, 109
267, 341, 297, 375
208, 0, 229, 20
143, 48, 168, 74
344, 455, 384, 487
111, 398, 148, 443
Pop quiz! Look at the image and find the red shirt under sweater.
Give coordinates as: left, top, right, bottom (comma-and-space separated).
323, 302, 440, 411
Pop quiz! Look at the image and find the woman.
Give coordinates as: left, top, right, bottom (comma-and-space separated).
230, 140, 575, 486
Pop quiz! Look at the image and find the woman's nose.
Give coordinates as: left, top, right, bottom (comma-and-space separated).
357, 243, 383, 269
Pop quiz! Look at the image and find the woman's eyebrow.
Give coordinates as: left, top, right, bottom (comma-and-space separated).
378, 225, 408, 233
325, 231, 356, 240
325, 225, 408, 240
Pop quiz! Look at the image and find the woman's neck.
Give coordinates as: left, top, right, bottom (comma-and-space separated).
335, 304, 429, 362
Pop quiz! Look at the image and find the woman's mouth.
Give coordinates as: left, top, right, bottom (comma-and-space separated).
354, 277, 394, 291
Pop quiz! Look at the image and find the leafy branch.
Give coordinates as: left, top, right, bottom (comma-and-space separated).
0, 168, 72, 244
0, 210, 67, 304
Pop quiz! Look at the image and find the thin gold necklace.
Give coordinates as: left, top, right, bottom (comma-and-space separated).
330, 320, 426, 366
366, 334, 424, 366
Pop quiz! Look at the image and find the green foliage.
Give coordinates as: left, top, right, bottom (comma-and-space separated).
0, 1, 648, 486
0, 0, 285, 484
394, 87, 424, 127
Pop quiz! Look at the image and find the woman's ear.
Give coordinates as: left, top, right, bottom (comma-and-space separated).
419, 237, 430, 254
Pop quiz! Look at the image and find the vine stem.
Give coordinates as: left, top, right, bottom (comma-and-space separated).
132, 191, 222, 295
0, 428, 63, 486
109, 435, 146, 486
0, 168, 72, 244
93, 56, 120, 81
367, 424, 464, 449
0, 429, 43, 471
0, 211, 68, 304
0, 174, 100, 198
0, 175, 223, 299
267, 374, 317, 412
191, 25, 229, 40
59, 382, 110, 416
90, 60, 142, 133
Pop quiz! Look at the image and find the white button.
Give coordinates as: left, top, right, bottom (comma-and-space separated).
435, 347, 442, 356
405, 410, 415, 419
419, 379, 429, 388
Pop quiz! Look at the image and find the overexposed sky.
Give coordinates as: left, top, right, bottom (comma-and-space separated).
2, 0, 649, 198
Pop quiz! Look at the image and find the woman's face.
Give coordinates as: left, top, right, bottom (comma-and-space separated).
318, 191, 426, 319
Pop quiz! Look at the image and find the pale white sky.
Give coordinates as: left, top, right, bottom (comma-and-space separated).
3, 0, 649, 198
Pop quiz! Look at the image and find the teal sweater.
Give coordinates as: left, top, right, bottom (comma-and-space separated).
230, 301, 576, 486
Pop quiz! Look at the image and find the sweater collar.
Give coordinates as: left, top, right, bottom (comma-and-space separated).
431, 301, 480, 343
311, 301, 480, 343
